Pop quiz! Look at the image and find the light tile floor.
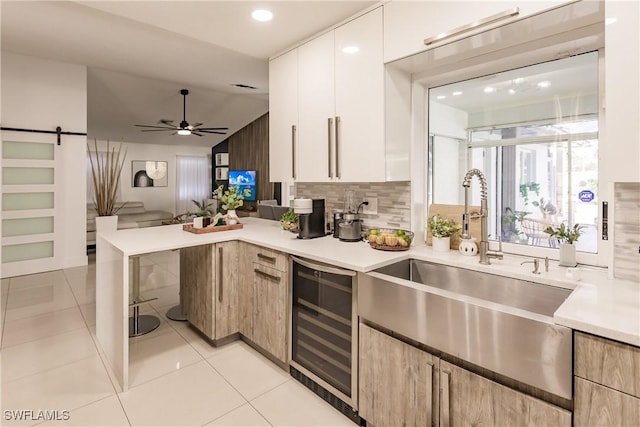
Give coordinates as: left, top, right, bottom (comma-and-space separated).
1, 251, 356, 427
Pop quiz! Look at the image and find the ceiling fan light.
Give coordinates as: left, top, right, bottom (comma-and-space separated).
177, 129, 191, 136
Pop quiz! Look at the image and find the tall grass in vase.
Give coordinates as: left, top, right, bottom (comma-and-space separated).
88, 140, 128, 217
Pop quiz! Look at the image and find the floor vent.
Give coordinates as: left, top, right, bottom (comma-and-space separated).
290, 366, 365, 426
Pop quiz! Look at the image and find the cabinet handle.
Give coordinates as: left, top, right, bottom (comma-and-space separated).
218, 247, 223, 303
328, 117, 334, 178
257, 253, 276, 263
254, 268, 281, 282
423, 7, 519, 46
425, 362, 434, 424
440, 370, 450, 427
292, 125, 297, 180
335, 116, 341, 179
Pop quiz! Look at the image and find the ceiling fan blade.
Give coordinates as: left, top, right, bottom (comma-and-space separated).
191, 122, 203, 128
160, 119, 175, 126
140, 129, 174, 132
196, 127, 229, 131
134, 124, 176, 130
197, 130, 228, 135
192, 132, 203, 137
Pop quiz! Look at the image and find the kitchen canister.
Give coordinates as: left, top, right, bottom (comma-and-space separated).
458, 238, 478, 256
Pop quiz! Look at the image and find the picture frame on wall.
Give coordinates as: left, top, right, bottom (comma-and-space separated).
132, 160, 168, 187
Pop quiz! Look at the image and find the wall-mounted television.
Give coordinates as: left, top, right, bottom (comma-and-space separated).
229, 170, 257, 202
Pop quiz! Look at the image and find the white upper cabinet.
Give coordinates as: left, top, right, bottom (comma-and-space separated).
269, 7, 387, 183
383, 0, 573, 63
334, 7, 385, 182
297, 31, 335, 182
268, 49, 298, 183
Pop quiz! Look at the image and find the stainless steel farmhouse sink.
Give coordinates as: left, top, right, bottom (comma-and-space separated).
358, 259, 573, 400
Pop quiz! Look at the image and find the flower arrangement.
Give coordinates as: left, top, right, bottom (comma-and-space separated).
213, 184, 251, 210
543, 223, 583, 244
428, 214, 462, 238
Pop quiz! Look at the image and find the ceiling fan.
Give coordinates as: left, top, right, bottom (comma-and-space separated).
134, 89, 228, 137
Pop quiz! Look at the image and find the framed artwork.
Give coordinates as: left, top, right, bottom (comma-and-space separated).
132, 160, 168, 187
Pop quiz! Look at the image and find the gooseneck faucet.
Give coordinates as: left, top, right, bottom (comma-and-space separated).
462, 168, 503, 265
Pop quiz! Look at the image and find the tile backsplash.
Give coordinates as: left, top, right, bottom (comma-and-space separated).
295, 182, 411, 230
614, 182, 640, 282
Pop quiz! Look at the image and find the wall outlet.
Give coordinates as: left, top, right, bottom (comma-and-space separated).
362, 197, 378, 215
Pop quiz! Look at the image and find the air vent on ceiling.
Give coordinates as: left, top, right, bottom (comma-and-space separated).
231, 83, 258, 90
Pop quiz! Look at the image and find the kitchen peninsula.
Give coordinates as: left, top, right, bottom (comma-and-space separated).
96, 218, 639, 407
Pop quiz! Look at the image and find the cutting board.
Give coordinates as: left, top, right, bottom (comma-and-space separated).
426, 204, 481, 250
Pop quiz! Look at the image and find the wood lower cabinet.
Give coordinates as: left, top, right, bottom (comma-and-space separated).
439, 360, 570, 426
238, 242, 289, 364
179, 242, 238, 341
359, 323, 438, 427
574, 331, 640, 426
359, 323, 570, 427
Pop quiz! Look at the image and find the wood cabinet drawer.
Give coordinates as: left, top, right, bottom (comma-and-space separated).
575, 332, 640, 398
242, 243, 288, 271
575, 377, 640, 426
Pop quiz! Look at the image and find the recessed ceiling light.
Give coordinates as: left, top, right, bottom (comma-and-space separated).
452, 91, 463, 96
252, 9, 273, 22
509, 89, 516, 95
537, 81, 551, 88
484, 87, 495, 93
436, 95, 446, 100
341, 46, 360, 54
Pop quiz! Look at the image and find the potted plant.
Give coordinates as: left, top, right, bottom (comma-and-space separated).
213, 184, 251, 224
87, 140, 127, 233
428, 214, 462, 252
279, 210, 299, 231
191, 199, 215, 228
543, 223, 583, 267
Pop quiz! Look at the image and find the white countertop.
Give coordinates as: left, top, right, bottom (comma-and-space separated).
101, 217, 640, 347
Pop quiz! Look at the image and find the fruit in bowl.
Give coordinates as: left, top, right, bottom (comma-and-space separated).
368, 228, 413, 250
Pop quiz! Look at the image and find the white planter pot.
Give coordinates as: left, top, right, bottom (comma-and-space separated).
559, 243, 577, 267
95, 215, 118, 235
432, 236, 451, 252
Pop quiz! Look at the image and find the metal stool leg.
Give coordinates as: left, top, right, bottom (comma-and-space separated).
129, 256, 160, 337
166, 305, 187, 321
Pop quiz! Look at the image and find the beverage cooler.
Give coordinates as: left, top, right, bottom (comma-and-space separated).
290, 256, 358, 416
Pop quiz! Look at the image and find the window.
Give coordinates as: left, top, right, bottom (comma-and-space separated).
428, 52, 601, 261
175, 156, 211, 215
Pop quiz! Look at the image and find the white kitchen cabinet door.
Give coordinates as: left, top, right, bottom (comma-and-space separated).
384, 0, 573, 63
297, 30, 335, 182
269, 49, 298, 183
334, 7, 385, 182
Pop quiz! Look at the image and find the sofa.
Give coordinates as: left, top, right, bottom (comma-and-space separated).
87, 201, 174, 246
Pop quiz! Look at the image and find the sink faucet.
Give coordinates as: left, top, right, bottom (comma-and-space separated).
521, 258, 540, 274
462, 168, 503, 265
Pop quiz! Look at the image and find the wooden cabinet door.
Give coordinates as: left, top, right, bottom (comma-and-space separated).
268, 49, 298, 183
251, 262, 288, 363
237, 242, 254, 338
213, 241, 238, 340
297, 30, 335, 182
439, 360, 571, 427
179, 245, 214, 339
334, 7, 385, 182
574, 377, 640, 427
359, 323, 438, 427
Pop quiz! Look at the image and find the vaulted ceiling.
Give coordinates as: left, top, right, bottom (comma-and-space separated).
1, 1, 375, 146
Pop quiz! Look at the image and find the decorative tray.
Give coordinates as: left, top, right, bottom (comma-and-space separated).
183, 223, 243, 234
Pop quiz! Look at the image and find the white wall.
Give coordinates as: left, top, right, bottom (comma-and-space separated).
1, 52, 88, 270
89, 140, 211, 215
